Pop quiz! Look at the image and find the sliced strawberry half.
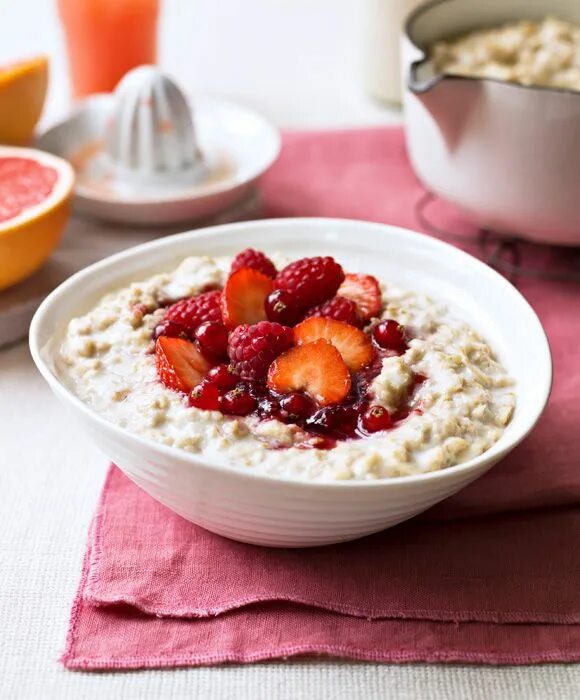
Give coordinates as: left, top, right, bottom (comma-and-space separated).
221, 268, 274, 329
267, 340, 351, 407
293, 317, 375, 372
338, 273, 382, 321
155, 336, 211, 394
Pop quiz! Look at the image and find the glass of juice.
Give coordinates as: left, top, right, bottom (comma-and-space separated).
58, 0, 160, 98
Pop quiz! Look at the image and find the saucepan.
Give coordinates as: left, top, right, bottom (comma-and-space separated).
403, 0, 580, 245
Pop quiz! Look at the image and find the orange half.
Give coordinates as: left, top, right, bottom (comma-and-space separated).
0, 56, 48, 145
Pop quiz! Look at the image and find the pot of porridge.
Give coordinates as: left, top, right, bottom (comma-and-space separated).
403, 0, 580, 245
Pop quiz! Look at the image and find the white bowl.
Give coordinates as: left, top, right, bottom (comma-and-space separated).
29, 219, 551, 547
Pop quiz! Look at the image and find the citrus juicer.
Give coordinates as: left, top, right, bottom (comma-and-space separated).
36, 65, 281, 225
105, 65, 208, 195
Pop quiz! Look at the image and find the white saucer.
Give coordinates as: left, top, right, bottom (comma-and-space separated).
36, 95, 280, 226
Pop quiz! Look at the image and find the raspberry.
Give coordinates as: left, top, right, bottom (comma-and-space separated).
305, 296, 362, 327
275, 256, 345, 309
163, 291, 222, 337
231, 249, 277, 279
228, 321, 294, 380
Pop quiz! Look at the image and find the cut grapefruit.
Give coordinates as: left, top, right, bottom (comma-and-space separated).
0, 146, 74, 290
0, 56, 48, 145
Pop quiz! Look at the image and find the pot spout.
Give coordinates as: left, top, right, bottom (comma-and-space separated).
407, 59, 481, 150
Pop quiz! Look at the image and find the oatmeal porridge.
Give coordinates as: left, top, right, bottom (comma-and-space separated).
431, 16, 580, 91
59, 249, 515, 482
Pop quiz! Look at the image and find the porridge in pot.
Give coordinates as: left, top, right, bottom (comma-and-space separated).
431, 16, 580, 91
60, 249, 515, 481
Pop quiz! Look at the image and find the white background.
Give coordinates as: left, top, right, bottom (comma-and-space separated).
1, 0, 579, 697
0, 0, 395, 129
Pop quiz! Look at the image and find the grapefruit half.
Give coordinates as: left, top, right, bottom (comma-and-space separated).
0, 56, 48, 146
0, 146, 74, 290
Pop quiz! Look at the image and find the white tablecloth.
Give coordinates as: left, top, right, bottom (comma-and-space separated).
1, 1, 579, 697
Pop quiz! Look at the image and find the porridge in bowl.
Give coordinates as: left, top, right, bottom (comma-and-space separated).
432, 16, 580, 91
60, 249, 515, 482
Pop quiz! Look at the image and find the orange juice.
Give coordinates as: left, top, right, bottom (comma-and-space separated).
58, 0, 160, 98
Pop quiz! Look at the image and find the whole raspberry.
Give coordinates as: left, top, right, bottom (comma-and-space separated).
159, 290, 222, 338
228, 321, 293, 380
275, 256, 344, 309
305, 296, 362, 327
231, 248, 277, 279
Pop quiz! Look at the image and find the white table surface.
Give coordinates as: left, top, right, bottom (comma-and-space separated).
1, 1, 579, 697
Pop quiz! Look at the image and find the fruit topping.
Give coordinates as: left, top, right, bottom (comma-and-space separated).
338, 273, 381, 321
205, 363, 239, 389
275, 256, 345, 309
220, 385, 258, 416
221, 268, 274, 329
149, 251, 424, 448
279, 392, 316, 421
306, 404, 360, 439
160, 290, 222, 338
155, 336, 211, 394
228, 321, 294, 380
267, 340, 351, 406
194, 321, 228, 360
257, 394, 280, 419
189, 380, 221, 410
305, 295, 363, 327
293, 317, 375, 372
231, 248, 277, 279
373, 319, 408, 352
265, 288, 303, 326
153, 318, 188, 340
360, 404, 393, 433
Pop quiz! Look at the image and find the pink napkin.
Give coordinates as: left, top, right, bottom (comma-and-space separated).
62, 127, 580, 670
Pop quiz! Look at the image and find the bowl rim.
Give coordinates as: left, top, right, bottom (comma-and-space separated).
29, 217, 553, 490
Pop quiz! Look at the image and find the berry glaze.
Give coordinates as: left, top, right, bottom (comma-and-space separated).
151, 250, 427, 450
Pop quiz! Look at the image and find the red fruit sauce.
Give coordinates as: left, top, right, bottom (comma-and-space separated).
184, 344, 424, 448
153, 278, 426, 449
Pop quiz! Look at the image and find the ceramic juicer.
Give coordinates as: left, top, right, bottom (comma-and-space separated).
37, 65, 280, 226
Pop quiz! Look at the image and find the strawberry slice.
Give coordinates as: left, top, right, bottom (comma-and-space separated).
338, 273, 382, 321
155, 336, 211, 393
293, 317, 375, 372
267, 340, 351, 407
221, 268, 274, 329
